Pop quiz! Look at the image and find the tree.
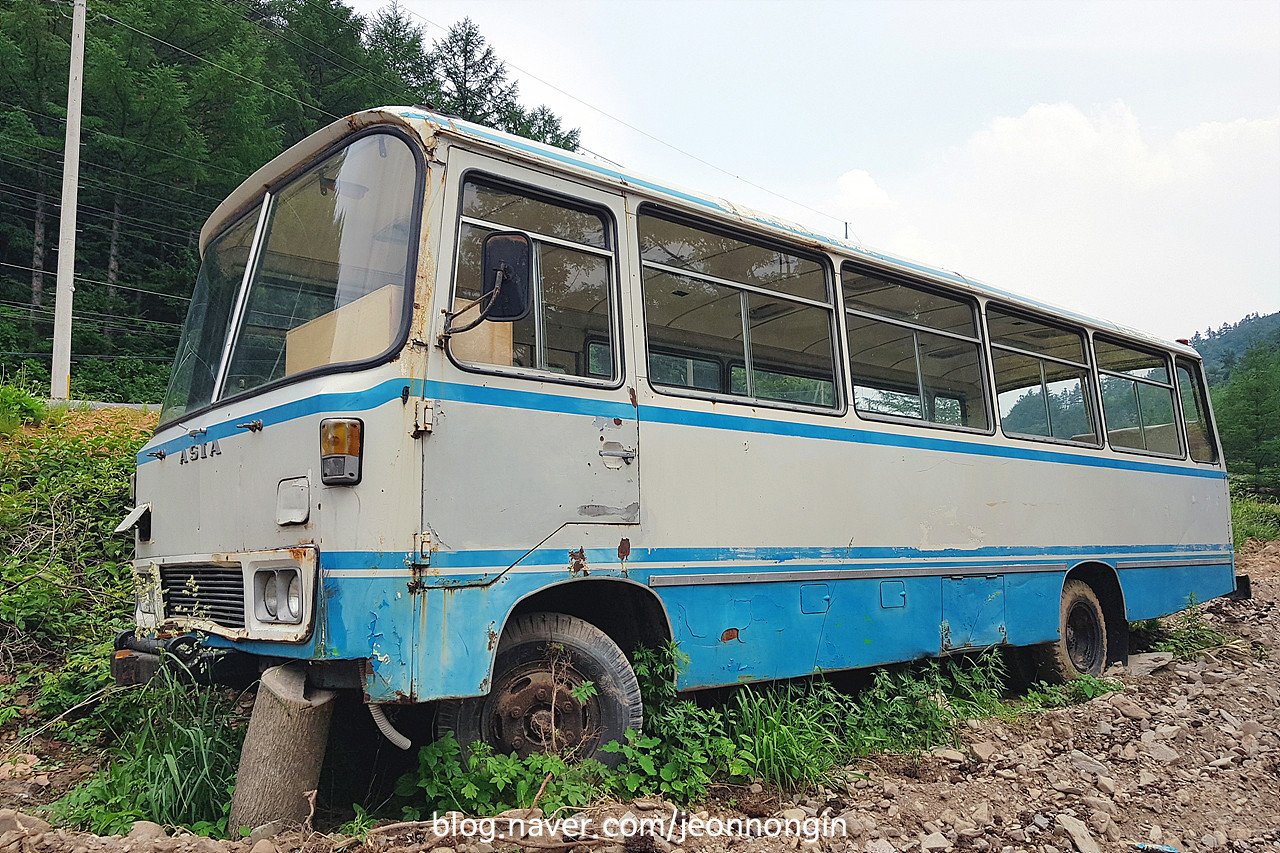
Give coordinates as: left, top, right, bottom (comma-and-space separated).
428, 18, 579, 150
1214, 342, 1280, 491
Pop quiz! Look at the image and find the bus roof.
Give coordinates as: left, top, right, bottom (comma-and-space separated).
203, 106, 1200, 358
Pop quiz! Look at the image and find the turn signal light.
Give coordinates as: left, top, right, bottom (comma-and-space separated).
320, 418, 363, 485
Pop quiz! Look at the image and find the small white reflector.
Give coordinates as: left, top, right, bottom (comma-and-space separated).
114, 503, 152, 534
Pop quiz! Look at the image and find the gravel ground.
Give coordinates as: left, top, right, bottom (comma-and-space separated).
3, 542, 1277, 853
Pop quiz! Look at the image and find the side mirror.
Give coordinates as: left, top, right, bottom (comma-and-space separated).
480, 231, 532, 322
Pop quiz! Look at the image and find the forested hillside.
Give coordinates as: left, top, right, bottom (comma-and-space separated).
1191, 311, 1280, 387
0, 0, 577, 402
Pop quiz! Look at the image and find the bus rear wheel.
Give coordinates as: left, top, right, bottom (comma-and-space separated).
1024, 579, 1108, 683
436, 612, 642, 767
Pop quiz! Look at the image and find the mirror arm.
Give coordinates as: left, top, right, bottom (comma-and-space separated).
441, 265, 507, 338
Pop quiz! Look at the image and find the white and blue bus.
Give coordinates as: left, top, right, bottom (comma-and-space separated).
115, 107, 1235, 762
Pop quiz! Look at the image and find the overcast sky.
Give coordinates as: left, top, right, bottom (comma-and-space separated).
350, 0, 1280, 342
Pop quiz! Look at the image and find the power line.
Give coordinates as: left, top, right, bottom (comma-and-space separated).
1, 183, 200, 244
0, 261, 191, 301
0, 131, 227, 205
0, 100, 251, 180
97, 12, 341, 122
0, 351, 173, 361
0, 303, 181, 340
1, 148, 218, 222
0, 196, 198, 255
398, 8, 848, 233
0, 298, 183, 330
218, 0, 416, 109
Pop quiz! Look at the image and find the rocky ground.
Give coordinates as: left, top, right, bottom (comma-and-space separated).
3, 541, 1278, 853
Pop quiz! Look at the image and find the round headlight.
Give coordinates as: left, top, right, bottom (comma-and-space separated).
286, 573, 302, 620
263, 574, 279, 618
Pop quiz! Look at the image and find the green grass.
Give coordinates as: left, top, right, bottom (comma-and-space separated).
1232, 491, 1280, 547
395, 645, 1110, 817
1131, 600, 1233, 661
48, 666, 247, 837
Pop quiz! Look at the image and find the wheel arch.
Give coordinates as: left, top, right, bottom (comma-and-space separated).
502, 576, 674, 661
1065, 561, 1129, 666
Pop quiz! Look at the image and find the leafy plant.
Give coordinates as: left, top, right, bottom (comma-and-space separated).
1020, 673, 1122, 712
395, 732, 605, 818
0, 396, 153, 739
0, 381, 47, 434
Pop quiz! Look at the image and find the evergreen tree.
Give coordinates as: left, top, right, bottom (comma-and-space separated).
1214, 342, 1280, 490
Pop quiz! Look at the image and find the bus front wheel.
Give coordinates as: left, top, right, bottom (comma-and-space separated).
1025, 579, 1108, 682
436, 611, 642, 767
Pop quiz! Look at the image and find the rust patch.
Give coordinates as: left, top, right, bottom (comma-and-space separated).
287, 545, 313, 562
613, 417, 623, 426
720, 628, 739, 642
629, 387, 638, 408
487, 624, 499, 651
618, 538, 631, 561
568, 547, 588, 576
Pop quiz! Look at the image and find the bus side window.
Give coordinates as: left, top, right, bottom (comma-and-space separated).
842, 265, 989, 430
988, 307, 1098, 446
638, 210, 838, 408
449, 178, 616, 380
1176, 358, 1219, 463
1095, 337, 1181, 456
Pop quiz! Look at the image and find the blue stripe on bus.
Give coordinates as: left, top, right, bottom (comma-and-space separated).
320, 542, 1231, 574
141, 378, 1228, 481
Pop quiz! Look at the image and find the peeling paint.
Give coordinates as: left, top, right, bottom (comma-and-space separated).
720, 627, 739, 642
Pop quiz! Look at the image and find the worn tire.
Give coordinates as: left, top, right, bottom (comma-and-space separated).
1024, 579, 1108, 683
436, 612, 641, 767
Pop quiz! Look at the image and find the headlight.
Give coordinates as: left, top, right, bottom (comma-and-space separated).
254, 569, 303, 624
286, 573, 301, 621
263, 574, 279, 618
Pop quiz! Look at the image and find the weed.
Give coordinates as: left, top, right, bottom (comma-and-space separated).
1140, 599, 1233, 660
1021, 674, 1122, 712
49, 665, 246, 836
1231, 492, 1280, 547
338, 803, 377, 840
1, 395, 152, 740
728, 682, 850, 790
395, 732, 605, 817
0, 382, 47, 434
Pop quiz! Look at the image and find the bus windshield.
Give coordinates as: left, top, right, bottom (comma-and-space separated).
160, 132, 419, 424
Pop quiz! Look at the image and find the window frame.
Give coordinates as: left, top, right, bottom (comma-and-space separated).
986, 304, 1101, 448
1093, 334, 1185, 459
637, 204, 845, 415
443, 170, 626, 390
840, 262, 994, 435
1174, 356, 1221, 465
158, 126, 425, 429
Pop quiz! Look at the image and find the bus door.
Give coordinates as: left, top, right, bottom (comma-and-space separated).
411, 155, 639, 698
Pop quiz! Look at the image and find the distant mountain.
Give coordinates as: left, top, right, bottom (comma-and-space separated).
1190, 312, 1280, 386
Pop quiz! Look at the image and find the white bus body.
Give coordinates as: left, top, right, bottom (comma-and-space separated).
117, 108, 1234, 759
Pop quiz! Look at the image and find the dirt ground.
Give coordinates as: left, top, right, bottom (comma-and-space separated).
3, 542, 1278, 853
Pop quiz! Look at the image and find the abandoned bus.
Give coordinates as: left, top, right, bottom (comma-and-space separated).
114, 107, 1236, 763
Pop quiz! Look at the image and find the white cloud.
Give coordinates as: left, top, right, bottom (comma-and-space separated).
823, 102, 1280, 339
830, 169, 896, 212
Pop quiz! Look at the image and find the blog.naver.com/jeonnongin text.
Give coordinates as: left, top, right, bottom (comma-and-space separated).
428, 810, 848, 845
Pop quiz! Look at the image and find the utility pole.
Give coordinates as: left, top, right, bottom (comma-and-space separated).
51, 0, 86, 400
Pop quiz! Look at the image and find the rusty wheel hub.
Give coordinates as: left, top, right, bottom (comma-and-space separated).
490, 669, 591, 757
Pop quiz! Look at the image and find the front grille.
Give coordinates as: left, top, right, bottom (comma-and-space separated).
160, 566, 245, 629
